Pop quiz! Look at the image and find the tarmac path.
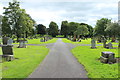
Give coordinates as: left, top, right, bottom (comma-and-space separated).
28, 38, 88, 78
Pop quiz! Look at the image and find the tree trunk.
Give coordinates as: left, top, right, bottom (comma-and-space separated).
118, 40, 120, 49
73, 34, 76, 41
77, 35, 80, 41
111, 35, 116, 42
103, 38, 107, 48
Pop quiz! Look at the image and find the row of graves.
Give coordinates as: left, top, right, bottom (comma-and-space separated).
0, 37, 28, 62
40, 36, 53, 42
67, 36, 118, 64
90, 39, 117, 64
0, 36, 53, 62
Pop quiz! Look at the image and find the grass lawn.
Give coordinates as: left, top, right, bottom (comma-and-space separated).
1, 45, 49, 79
62, 38, 119, 45
72, 46, 118, 78
13, 38, 58, 44
62, 38, 119, 78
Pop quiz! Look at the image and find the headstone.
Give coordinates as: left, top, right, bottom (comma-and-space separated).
7, 38, 13, 46
100, 52, 116, 64
1, 37, 14, 61
108, 42, 113, 49
2, 37, 9, 45
91, 39, 96, 49
18, 41, 26, 48
40, 38, 44, 42
78, 39, 81, 42
115, 40, 119, 43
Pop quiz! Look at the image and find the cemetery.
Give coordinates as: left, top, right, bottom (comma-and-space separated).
0, 0, 119, 80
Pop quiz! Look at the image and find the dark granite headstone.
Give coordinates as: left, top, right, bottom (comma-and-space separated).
1, 37, 14, 61
2, 46, 13, 55
2, 37, 9, 45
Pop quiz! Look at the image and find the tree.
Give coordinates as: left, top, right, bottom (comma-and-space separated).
80, 23, 93, 38
105, 22, 120, 48
74, 24, 89, 41
60, 21, 69, 37
68, 22, 78, 36
2, 0, 35, 40
94, 18, 111, 48
36, 24, 46, 36
48, 21, 58, 37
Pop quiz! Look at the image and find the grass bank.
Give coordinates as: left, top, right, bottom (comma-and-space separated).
72, 46, 118, 78
2, 45, 49, 79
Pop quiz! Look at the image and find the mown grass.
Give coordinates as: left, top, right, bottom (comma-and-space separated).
13, 38, 58, 44
62, 38, 118, 45
72, 46, 118, 78
1, 45, 49, 79
62, 38, 119, 78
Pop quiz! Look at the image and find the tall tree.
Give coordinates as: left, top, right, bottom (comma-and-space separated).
74, 24, 89, 40
105, 22, 120, 48
48, 21, 58, 37
36, 24, 46, 35
2, 0, 35, 40
94, 18, 111, 48
68, 22, 78, 36
80, 23, 93, 37
60, 21, 69, 37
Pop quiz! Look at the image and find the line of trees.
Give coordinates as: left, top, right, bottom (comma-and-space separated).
60, 21, 93, 41
1, 0, 120, 48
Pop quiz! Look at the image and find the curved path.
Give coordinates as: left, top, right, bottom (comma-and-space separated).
28, 38, 88, 78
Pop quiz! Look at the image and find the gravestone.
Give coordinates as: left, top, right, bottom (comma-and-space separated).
91, 39, 96, 49
7, 38, 13, 46
100, 52, 116, 64
108, 42, 113, 49
78, 39, 81, 42
18, 40, 27, 48
40, 38, 44, 42
1, 37, 14, 61
115, 40, 119, 43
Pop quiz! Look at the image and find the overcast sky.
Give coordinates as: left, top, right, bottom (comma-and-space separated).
0, 0, 119, 28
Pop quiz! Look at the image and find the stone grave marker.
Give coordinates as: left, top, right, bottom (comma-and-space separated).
7, 38, 13, 46
1, 37, 14, 61
108, 42, 113, 49
91, 39, 96, 49
78, 39, 81, 42
100, 52, 116, 64
40, 38, 44, 42
115, 40, 119, 43
18, 40, 26, 48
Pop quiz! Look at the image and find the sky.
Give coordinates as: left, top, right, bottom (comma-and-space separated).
0, 0, 119, 29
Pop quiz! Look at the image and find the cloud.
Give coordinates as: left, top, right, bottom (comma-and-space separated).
0, 0, 119, 28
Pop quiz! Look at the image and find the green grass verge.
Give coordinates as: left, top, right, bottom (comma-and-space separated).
62, 38, 118, 45
13, 38, 58, 44
72, 46, 118, 78
2, 45, 49, 79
